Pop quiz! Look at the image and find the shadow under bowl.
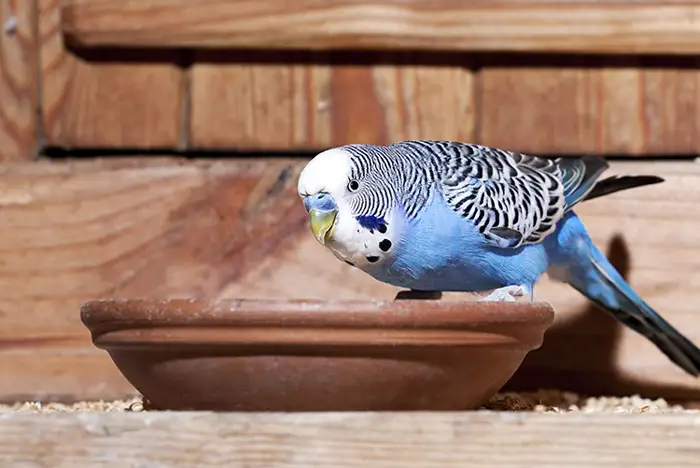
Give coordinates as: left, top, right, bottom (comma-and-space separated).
80, 298, 555, 411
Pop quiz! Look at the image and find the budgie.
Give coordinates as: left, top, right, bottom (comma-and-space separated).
297, 140, 700, 377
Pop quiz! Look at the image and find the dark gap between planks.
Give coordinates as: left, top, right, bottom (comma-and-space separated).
39, 147, 700, 162
66, 44, 700, 70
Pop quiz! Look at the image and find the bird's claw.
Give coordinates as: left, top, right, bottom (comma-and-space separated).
478, 285, 528, 303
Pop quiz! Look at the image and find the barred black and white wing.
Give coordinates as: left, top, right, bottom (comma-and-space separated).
396, 141, 609, 249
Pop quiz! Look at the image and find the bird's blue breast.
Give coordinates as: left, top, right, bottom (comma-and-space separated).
361, 191, 550, 292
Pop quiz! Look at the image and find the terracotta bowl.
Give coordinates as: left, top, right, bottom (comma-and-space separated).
80, 298, 554, 411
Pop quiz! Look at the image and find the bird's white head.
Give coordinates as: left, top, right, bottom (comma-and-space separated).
297, 148, 352, 247
297, 146, 400, 268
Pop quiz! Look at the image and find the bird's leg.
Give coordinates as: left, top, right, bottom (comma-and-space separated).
394, 290, 443, 300
477, 285, 529, 303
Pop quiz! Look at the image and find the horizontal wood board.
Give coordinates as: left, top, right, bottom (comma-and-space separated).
61, 0, 700, 54
2, 411, 700, 467
0, 158, 699, 402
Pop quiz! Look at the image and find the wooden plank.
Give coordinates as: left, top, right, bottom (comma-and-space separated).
0, 157, 308, 401
189, 57, 475, 149
1, 158, 700, 402
2, 412, 700, 467
480, 68, 700, 155
60, 0, 700, 55
39, 0, 185, 148
0, 0, 38, 160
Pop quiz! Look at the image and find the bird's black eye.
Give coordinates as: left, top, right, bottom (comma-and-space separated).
347, 180, 360, 192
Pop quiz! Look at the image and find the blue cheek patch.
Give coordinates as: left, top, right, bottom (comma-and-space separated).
356, 215, 387, 233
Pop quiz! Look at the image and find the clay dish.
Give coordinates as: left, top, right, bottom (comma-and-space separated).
80, 298, 554, 411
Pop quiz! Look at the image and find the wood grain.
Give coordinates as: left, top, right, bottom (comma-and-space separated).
1, 158, 700, 402
39, 0, 184, 148
0, 0, 38, 160
188, 59, 474, 149
61, 0, 700, 55
0, 157, 307, 401
2, 411, 700, 467
480, 68, 700, 155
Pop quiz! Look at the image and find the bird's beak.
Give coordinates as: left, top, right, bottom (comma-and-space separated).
309, 208, 337, 245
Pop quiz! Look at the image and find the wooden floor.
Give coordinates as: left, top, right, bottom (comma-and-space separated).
2, 411, 699, 466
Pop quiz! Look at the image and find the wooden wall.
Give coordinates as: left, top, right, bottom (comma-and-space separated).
1, 0, 700, 402
8, 1, 700, 156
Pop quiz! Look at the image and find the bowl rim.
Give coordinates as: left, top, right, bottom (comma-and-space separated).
80, 299, 555, 349
81, 298, 553, 338
81, 298, 554, 328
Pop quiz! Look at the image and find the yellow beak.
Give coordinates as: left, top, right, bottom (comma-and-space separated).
309, 208, 337, 245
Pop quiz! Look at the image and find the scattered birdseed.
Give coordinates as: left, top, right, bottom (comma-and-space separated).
483, 390, 699, 413
0, 396, 146, 413
0, 390, 696, 413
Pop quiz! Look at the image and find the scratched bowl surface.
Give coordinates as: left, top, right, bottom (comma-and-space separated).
80, 298, 554, 411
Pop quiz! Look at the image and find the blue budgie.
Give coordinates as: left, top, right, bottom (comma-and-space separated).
297, 140, 700, 376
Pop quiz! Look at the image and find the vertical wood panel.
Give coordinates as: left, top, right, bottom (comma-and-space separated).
636, 69, 700, 154
370, 65, 475, 144
189, 58, 475, 149
480, 67, 700, 155
190, 62, 333, 149
480, 69, 601, 154
0, 0, 38, 160
39, 0, 185, 149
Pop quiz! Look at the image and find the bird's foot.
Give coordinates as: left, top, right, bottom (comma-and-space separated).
395, 290, 443, 301
477, 285, 528, 303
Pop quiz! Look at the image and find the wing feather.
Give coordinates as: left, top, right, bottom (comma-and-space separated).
401, 141, 608, 248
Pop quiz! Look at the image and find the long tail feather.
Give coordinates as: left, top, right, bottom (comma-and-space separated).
557, 153, 665, 207
585, 175, 665, 202
566, 243, 700, 377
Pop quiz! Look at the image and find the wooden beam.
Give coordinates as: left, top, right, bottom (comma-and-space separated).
0, 0, 38, 160
39, 0, 185, 149
61, 0, 700, 55
1, 412, 700, 466
1, 158, 700, 402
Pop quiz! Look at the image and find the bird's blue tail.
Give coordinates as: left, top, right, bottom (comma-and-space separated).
566, 243, 700, 376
